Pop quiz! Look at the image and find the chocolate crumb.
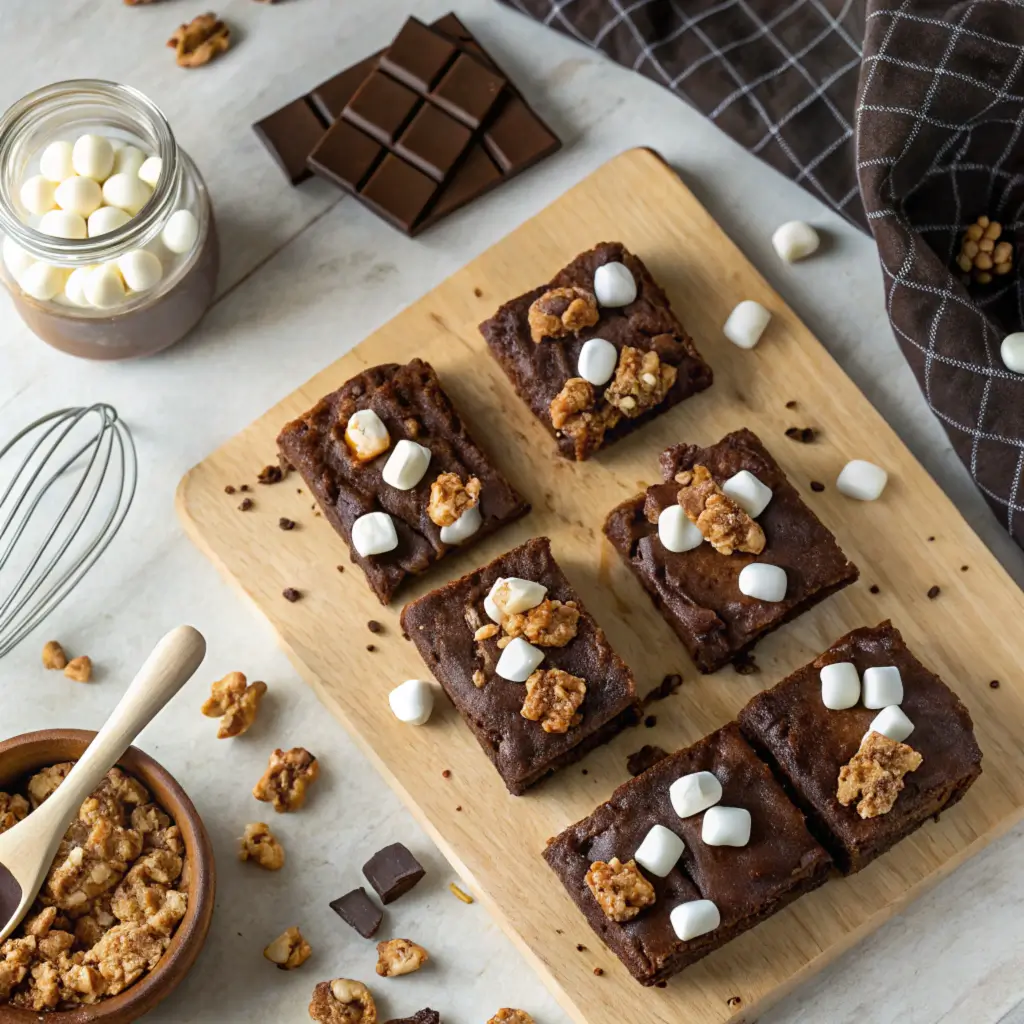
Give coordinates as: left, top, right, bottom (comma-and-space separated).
927, 535, 935, 541
785, 400, 797, 409
927, 585, 941, 599
810, 480, 825, 492
990, 679, 1000, 689
282, 587, 301, 602
441, 769, 452, 779
297, 488, 303, 494
733, 651, 760, 675
627, 745, 669, 777
644, 672, 683, 705
367, 620, 383, 634
644, 715, 657, 728
869, 584, 880, 594
581, 769, 588, 775
593, 967, 604, 976
224, 484, 236, 494
366, 644, 376, 652
238, 497, 254, 511
960, 565, 969, 571
575, 943, 587, 952
473, 287, 483, 297
258, 464, 283, 484
240, 484, 250, 492
278, 517, 296, 531
785, 426, 817, 443
336, 565, 345, 573
455, 805, 462, 812
656, 981, 667, 988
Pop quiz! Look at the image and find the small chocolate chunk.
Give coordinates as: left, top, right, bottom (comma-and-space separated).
258, 464, 283, 484
644, 672, 683, 704
224, 484, 236, 494
990, 679, 1001, 689
367, 620, 383, 634
643, 714, 657, 728
810, 480, 825, 492
869, 584, 880, 594
238, 497, 253, 511
385, 1012, 440, 1024
627, 745, 669, 777
927, 585, 941, 599
329, 887, 383, 939
279, 517, 296, 531
282, 587, 301, 602
362, 842, 425, 904
785, 426, 817, 443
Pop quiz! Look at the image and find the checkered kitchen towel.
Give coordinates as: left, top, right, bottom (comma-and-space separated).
500, 0, 1024, 548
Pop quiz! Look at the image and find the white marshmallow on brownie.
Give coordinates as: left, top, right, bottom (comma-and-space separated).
439, 504, 482, 545
495, 636, 544, 682
382, 439, 431, 490
701, 806, 751, 847
351, 511, 398, 557
658, 505, 703, 552
345, 409, 390, 462
866, 705, 914, 743
634, 824, 685, 878
820, 662, 860, 710
862, 666, 903, 709
670, 900, 720, 941
577, 337, 618, 385
593, 260, 637, 307
489, 577, 546, 618
721, 470, 773, 517
670, 771, 723, 819
738, 563, 787, 602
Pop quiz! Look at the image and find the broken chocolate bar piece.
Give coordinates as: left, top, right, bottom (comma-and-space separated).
362, 842, 426, 904
386, 1012, 441, 1024
329, 887, 383, 938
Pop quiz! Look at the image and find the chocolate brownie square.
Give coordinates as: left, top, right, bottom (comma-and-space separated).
604, 428, 859, 673
544, 723, 832, 986
479, 242, 713, 460
739, 621, 983, 874
278, 359, 528, 604
400, 537, 640, 794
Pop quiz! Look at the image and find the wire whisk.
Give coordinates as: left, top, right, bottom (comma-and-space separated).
0, 404, 136, 659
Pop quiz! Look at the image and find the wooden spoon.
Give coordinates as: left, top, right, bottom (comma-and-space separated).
0, 625, 206, 942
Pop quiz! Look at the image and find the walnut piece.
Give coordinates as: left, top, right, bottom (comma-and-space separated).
472, 669, 487, 689
264, 925, 312, 970
549, 377, 594, 429
837, 731, 923, 818
168, 12, 231, 68
427, 472, 481, 528
548, 377, 619, 459
27, 762, 74, 808
488, 1010, 536, 1024
64, 655, 93, 683
239, 822, 286, 870
585, 857, 656, 922
604, 346, 676, 418
474, 623, 499, 642
83, 922, 169, 995
42, 640, 68, 670
527, 286, 599, 343
675, 465, 765, 555
0, 792, 29, 835
521, 668, 586, 733
201, 671, 268, 739
309, 978, 377, 1023
253, 747, 320, 812
375, 937, 428, 977
503, 599, 579, 647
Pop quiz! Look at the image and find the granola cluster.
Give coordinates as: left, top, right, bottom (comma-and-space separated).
585, 857, 655, 923
0, 764, 186, 1011
527, 286, 599, 343
168, 12, 231, 68
675, 465, 765, 555
374, 937, 428, 977
604, 346, 677, 418
501, 600, 580, 648
201, 670, 268, 739
427, 472, 481, 528
308, 978, 377, 1023
521, 668, 586, 734
837, 731, 923, 818
253, 747, 320, 812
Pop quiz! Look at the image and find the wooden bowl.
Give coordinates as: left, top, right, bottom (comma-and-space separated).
0, 730, 215, 1024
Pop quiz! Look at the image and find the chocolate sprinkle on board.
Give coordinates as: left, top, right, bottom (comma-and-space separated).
810, 480, 825, 492
442, 769, 452, 779
239, 484, 250, 492
627, 744, 669, 777
785, 400, 797, 409
870, 584, 880, 594
990, 679, 1000, 689
785, 426, 817, 443
644, 715, 657, 728
576, 943, 587, 952
733, 651, 760, 675
279, 517, 296, 531
238, 498, 253, 511
258, 464, 283, 484
366, 644, 376, 652
282, 587, 301, 602
643, 672, 683, 705
927, 585, 941, 599
224, 484, 236, 494
367, 620, 383, 634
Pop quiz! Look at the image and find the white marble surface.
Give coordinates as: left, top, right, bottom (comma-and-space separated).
1, 1, 1023, 1021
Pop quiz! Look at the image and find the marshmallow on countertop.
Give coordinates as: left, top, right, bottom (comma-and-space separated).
87, 205, 131, 238
72, 134, 115, 182
55, 175, 102, 218
862, 666, 903, 709
738, 563, 787, 602
495, 637, 544, 682
577, 337, 618, 386
39, 140, 75, 183
820, 662, 860, 710
388, 679, 435, 726
772, 221, 820, 262
837, 460, 888, 501
657, 505, 703, 553
1000, 332, 1024, 373
382, 439, 431, 490
344, 409, 390, 463
20, 175, 57, 216
701, 806, 752, 847
867, 705, 914, 743
633, 824, 685, 878
490, 577, 546, 617
38, 209, 87, 240
670, 900, 721, 941
593, 261, 637, 307
723, 300, 772, 350
669, 771, 723, 819
162, 209, 199, 255
439, 504, 482, 545
721, 470, 773, 517
351, 511, 398, 557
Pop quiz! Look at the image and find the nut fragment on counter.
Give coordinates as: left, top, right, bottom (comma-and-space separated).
675, 466, 765, 556
63, 655, 93, 683
585, 857, 656, 923
263, 926, 311, 970
168, 12, 231, 68
201, 670, 268, 738
42, 640, 68, 670
309, 978, 377, 1023
253, 747, 320, 812
521, 668, 586, 733
488, 1011, 535, 1024
375, 938, 428, 977
427, 472, 481, 527
527, 286, 599, 343
239, 822, 286, 870
957, 215, 1013, 284
837, 730, 923, 818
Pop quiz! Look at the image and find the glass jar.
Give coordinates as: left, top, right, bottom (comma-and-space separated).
0, 80, 219, 360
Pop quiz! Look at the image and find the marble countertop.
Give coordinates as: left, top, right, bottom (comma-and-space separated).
2, 1, 1023, 1021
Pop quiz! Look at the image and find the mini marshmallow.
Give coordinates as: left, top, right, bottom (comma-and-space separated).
738, 563, 787, 602
836, 460, 887, 501
382, 439, 432, 490
669, 771, 723, 819
3, 237, 34, 279
88, 205, 131, 238
54, 175, 102, 218
701, 806, 752, 847
721, 470, 773, 517
83, 265, 126, 309
113, 145, 146, 178
162, 209, 199, 255
491, 577, 547, 616
658, 505, 703, 553
820, 662, 860, 710
20, 175, 57, 216
772, 220, 820, 262
633, 824, 685, 878
867, 705, 914, 744
64, 267, 94, 307
118, 249, 163, 293
138, 156, 163, 188
344, 409, 390, 462
39, 140, 75, 183
862, 665, 903, 710
593, 261, 637, 307
38, 209, 87, 240
723, 300, 772, 350
670, 900, 720, 941
1000, 332, 1024, 374
484, 578, 505, 623
72, 134, 115, 181
577, 337, 618, 386
439, 504, 482, 545
388, 679, 435, 726
351, 511, 398, 557
495, 636, 544, 682
19, 263, 68, 302
102, 173, 151, 216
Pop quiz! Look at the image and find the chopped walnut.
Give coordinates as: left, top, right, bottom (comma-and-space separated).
27, 762, 74, 808
309, 978, 377, 1023
488, 1010, 535, 1024
43, 817, 144, 912
837, 731, 923, 818
80, 767, 149, 827
11, 960, 61, 1011
527, 286, 599, 343
675, 465, 765, 555
375, 937, 428, 977
201, 671, 268, 739
503, 600, 580, 647
42, 640, 68, 670
550, 377, 594, 429
110, 850, 186, 936
427, 472, 482, 527
62, 961, 106, 1002
0, 936, 36, 1001
23, 907, 58, 938
0, 791, 28, 835
253, 747, 320, 812
64, 655, 93, 682
131, 803, 184, 855
585, 857, 656, 922
521, 668, 586, 733
604, 347, 676, 417
239, 822, 286, 871
264, 926, 312, 970
548, 377, 618, 459
474, 623, 499, 642
168, 12, 231, 68
472, 669, 487, 689
83, 922, 169, 995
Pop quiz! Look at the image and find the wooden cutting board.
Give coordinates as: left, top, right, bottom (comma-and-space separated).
177, 148, 1024, 1024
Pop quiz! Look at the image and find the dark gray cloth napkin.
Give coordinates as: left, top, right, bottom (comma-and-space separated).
499, 0, 1024, 548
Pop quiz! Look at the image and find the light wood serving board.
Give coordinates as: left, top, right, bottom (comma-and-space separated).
177, 149, 1024, 1024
